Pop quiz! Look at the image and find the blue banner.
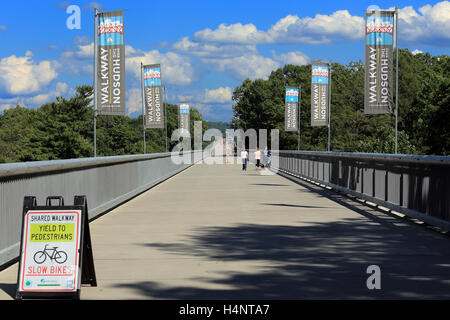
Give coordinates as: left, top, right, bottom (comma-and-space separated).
285, 88, 299, 102
98, 15, 124, 46
96, 10, 126, 115
364, 10, 395, 114
144, 66, 162, 87
180, 103, 190, 114
311, 62, 329, 127
179, 102, 190, 134
285, 87, 299, 132
366, 16, 394, 46
311, 65, 329, 84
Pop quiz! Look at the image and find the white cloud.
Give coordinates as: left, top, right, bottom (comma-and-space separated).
0, 25, 6, 31
0, 82, 71, 111
125, 88, 142, 115
202, 54, 280, 80
24, 82, 69, 105
201, 87, 232, 103
193, 103, 212, 117
56, 40, 96, 76
73, 35, 91, 45
84, 2, 104, 11
0, 52, 58, 95
412, 49, 424, 55
0, 97, 24, 112
272, 50, 310, 65
59, 41, 92, 60
396, 1, 450, 46
0, 104, 18, 112
281, 11, 364, 43
173, 37, 201, 52
126, 47, 196, 86
176, 94, 193, 102
194, 10, 364, 45
54, 1, 70, 9
61, 43, 187, 79
173, 36, 257, 58
191, 1, 450, 47
194, 23, 269, 44
76, 42, 94, 58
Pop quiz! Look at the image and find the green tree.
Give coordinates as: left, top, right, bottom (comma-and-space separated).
0, 106, 41, 162
231, 50, 448, 155
0, 85, 207, 162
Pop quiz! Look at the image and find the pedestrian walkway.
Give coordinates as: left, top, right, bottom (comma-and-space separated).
1, 158, 449, 299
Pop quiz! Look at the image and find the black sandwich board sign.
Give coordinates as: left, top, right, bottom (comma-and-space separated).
16, 195, 96, 299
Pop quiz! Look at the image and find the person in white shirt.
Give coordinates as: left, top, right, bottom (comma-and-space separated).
254, 147, 261, 171
241, 149, 248, 171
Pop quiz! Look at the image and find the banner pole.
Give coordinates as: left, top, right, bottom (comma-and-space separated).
164, 86, 168, 152
93, 8, 98, 158
395, 6, 399, 154
141, 63, 146, 154
328, 64, 331, 152
298, 85, 301, 151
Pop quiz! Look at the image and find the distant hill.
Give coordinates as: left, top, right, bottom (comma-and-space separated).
206, 121, 231, 135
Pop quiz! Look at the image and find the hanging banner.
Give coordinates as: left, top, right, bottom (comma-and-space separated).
179, 102, 190, 135
143, 64, 164, 128
311, 62, 329, 126
285, 87, 299, 132
364, 10, 394, 114
96, 10, 126, 115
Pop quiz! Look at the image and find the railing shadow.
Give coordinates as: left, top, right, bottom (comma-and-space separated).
115, 192, 450, 299
262, 203, 329, 209
250, 184, 290, 187
0, 283, 16, 299
302, 154, 450, 225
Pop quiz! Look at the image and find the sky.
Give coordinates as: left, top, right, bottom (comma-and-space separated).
0, 0, 449, 122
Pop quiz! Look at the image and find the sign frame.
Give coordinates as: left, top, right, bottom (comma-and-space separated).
16, 196, 96, 300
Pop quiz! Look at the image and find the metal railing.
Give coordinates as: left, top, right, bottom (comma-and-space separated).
0, 151, 202, 268
274, 151, 450, 231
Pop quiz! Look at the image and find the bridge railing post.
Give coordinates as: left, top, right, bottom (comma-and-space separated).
276, 150, 450, 232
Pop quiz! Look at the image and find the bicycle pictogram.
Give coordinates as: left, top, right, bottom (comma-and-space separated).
33, 244, 68, 264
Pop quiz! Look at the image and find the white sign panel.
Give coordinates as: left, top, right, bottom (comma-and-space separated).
18, 210, 82, 293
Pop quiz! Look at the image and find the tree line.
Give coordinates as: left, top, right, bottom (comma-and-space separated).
0, 49, 448, 163
231, 49, 449, 155
0, 85, 207, 163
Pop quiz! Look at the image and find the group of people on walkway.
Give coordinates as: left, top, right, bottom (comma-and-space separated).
240, 147, 271, 171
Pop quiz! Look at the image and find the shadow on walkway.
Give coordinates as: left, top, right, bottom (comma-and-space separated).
114, 183, 450, 299
262, 203, 328, 209
250, 184, 289, 187
112, 171, 450, 300
0, 283, 15, 299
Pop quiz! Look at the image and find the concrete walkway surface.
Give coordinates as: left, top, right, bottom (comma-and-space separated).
1, 158, 449, 299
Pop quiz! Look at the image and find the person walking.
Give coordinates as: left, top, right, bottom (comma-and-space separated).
263, 146, 269, 168
241, 149, 248, 171
266, 148, 271, 169
254, 147, 261, 171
